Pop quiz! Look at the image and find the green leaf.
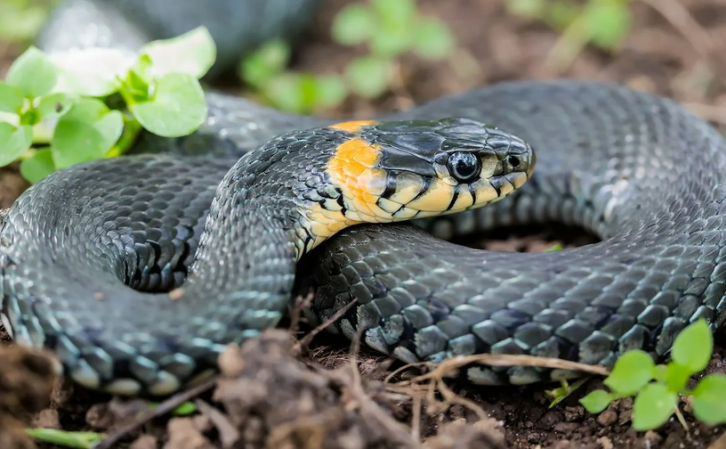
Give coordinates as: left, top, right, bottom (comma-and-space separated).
20, 148, 55, 184
345, 56, 391, 99
412, 18, 455, 60
672, 319, 712, 374
26, 429, 104, 449
603, 350, 655, 395
0, 122, 32, 166
372, 0, 415, 27
51, 99, 123, 169
0, 81, 25, 113
239, 39, 291, 87
691, 374, 726, 425
314, 75, 347, 108
369, 25, 412, 57
505, 0, 546, 18
0, 2, 49, 43
579, 389, 612, 414
129, 73, 206, 137
547, 0, 581, 31
263, 73, 317, 114
332, 4, 375, 46
49, 48, 131, 97
583, 1, 631, 50
544, 243, 563, 252
664, 362, 692, 393
35, 93, 75, 121
6, 46, 58, 98
141, 26, 217, 79
632, 383, 678, 431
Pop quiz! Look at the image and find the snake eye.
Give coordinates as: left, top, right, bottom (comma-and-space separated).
446, 152, 481, 182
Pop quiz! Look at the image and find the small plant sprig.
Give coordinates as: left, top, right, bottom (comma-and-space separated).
579, 319, 726, 431
0, 27, 215, 183
238, 0, 455, 114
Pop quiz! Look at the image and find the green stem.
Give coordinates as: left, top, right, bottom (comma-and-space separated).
105, 114, 142, 158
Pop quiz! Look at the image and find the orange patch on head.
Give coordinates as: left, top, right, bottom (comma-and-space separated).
326, 138, 386, 219
328, 120, 379, 133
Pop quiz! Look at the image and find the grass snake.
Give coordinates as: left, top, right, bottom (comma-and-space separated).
2, 2, 726, 397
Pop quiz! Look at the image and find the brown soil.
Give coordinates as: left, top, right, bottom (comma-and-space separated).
1, 1, 726, 448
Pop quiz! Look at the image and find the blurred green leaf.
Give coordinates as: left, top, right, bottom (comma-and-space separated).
240, 39, 291, 87
129, 73, 207, 137
664, 362, 691, 393
26, 428, 104, 449
0, 122, 32, 166
369, 25, 411, 57
0, 81, 25, 114
579, 389, 612, 414
314, 75, 347, 108
35, 93, 75, 121
141, 26, 217, 79
372, 0, 415, 27
51, 99, 123, 169
632, 383, 677, 431
412, 18, 455, 60
547, 0, 582, 31
691, 374, 726, 425
332, 3, 376, 46
20, 148, 55, 183
345, 56, 391, 99
6, 46, 58, 98
0, 3, 49, 43
672, 319, 712, 374
583, 1, 631, 49
505, 0, 546, 18
603, 350, 655, 395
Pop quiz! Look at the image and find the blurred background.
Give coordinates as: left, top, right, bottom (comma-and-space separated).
2, 0, 726, 123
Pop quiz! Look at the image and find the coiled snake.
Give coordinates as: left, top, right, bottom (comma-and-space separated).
1, 0, 725, 396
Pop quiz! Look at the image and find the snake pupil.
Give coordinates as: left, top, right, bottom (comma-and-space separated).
446, 152, 481, 182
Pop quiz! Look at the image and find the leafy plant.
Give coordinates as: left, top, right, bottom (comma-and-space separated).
239, 0, 455, 113
579, 319, 726, 431
505, 0, 633, 51
0, 27, 215, 183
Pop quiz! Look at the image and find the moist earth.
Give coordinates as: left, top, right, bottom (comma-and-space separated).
1, 0, 726, 448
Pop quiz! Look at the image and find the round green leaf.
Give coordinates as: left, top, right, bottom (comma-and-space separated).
345, 56, 391, 99
372, 0, 415, 27
603, 350, 655, 395
412, 18, 455, 60
672, 319, 712, 374
20, 148, 55, 184
129, 73, 207, 137
314, 75, 348, 108
0, 81, 25, 114
239, 39, 291, 87
369, 25, 412, 57
141, 26, 217, 79
691, 374, 726, 425
51, 99, 123, 169
583, 1, 631, 50
579, 389, 612, 414
6, 46, 58, 98
505, 0, 546, 18
0, 3, 48, 42
664, 362, 692, 393
632, 383, 678, 431
0, 123, 32, 166
332, 4, 375, 46
35, 93, 75, 121
49, 48, 131, 97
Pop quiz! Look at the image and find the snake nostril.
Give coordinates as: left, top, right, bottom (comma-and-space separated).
508, 155, 521, 168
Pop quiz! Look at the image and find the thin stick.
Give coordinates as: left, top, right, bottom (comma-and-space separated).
293, 299, 358, 353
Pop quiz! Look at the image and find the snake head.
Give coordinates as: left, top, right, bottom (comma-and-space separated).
325, 117, 535, 222
295, 118, 534, 256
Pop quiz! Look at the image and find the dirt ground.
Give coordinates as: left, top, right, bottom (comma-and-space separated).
2, 0, 726, 448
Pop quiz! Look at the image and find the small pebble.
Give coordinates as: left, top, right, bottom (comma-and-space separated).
597, 410, 617, 427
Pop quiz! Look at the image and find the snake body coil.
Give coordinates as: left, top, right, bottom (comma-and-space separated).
2, 2, 726, 396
